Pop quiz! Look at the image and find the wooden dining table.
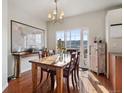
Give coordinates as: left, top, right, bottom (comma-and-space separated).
29, 54, 70, 93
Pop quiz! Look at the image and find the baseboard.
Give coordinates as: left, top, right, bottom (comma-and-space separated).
21, 68, 31, 73
8, 75, 16, 82
2, 83, 8, 92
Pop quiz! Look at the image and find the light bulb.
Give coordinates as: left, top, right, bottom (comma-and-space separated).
59, 16, 63, 19
48, 13, 52, 19
61, 11, 64, 16
52, 16, 55, 20
53, 10, 57, 15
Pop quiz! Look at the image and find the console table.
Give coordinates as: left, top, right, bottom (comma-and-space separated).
12, 52, 38, 78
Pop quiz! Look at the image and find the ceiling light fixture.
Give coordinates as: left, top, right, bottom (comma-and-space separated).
48, 0, 64, 23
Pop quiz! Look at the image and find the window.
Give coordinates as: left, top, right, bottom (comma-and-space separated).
56, 29, 80, 49
70, 30, 80, 48
56, 31, 64, 41
56, 31, 65, 49
66, 31, 71, 48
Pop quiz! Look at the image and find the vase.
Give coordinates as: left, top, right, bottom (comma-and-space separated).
59, 52, 63, 62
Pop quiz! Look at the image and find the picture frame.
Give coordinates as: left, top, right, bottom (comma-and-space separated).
11, 20, 45, 53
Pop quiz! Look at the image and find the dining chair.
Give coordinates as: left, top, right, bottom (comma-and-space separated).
38, 49, 56, 87
50, 53, 77, 93
38, 50, 50, 85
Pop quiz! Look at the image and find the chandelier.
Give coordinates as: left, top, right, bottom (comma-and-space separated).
48, 0, 64, 23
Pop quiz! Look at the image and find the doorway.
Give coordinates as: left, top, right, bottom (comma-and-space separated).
56, 29, 89, 69
80, 30, 89, 69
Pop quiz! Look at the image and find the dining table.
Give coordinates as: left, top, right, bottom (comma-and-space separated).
29, 54, 70, 93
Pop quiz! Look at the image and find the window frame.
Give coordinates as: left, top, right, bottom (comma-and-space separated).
56, 29, 81, 49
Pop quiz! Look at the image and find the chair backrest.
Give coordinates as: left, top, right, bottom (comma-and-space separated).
67, 53, 77, 74
38, 51, 42, 59
70, 52, 77, 59
75, 52, 80, 66
67, 49, 77, 55
48, 49, 55, 56
38, 50, 49, 59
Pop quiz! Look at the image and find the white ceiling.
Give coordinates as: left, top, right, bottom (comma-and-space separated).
9, 0, 122, 22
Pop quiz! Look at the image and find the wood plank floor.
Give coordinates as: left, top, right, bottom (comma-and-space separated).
3, 69, 80, 93
3, 69, 113, 93
91, 72, 113, 92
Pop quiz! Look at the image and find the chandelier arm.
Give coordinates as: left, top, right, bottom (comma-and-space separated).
48, 0, 64, 23
55, 0, 58, 22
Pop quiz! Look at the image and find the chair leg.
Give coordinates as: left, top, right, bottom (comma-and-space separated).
38, 69, 43, 87
74, 69, 77, 85
67, 76, 70, 93
71, 71, 75, 88
46, 72, 49, 80
77, 65, 79, 80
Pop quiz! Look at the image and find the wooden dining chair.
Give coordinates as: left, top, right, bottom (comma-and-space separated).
38, 49, 56, 87
38, 50, 50, 85
50, 53, 77, 93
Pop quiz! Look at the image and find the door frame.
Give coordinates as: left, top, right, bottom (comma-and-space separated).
80, 28, 89, 69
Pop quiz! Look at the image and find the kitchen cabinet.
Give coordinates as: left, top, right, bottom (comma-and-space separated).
109, 53, 122, 93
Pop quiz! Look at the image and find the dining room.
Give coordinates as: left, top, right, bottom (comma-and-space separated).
2, 0, 122, 93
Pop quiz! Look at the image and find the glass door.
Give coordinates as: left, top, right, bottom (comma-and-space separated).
56, 29, 89, 69
80, 30, 89, 69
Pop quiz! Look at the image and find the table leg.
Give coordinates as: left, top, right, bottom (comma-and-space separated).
50, 72, 55, 91
15, 56, 20, 78
56, 68, 63, 93
32, 63, 38, 93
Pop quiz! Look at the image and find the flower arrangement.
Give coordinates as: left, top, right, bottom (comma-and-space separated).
57, 39, 67, 61
57, 39, 65, 53
62, 47, 66, 54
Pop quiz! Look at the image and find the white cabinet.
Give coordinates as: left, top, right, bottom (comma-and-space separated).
90, 42, 105, 75
110, 25, 122, 38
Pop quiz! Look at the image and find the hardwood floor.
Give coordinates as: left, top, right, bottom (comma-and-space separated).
3, 68, 80, 93
92, 72, 113, 91
3, 69, 113, 93
88, 71, 113, 93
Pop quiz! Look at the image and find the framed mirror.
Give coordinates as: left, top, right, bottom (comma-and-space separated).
11, 20, 45, 53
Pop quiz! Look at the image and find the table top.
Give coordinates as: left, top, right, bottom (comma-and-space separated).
12, 51, 38, 56
109, 52, 122, 56
29, 54, 71, 68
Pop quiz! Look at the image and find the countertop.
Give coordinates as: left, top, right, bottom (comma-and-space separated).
109, 52, 122, 56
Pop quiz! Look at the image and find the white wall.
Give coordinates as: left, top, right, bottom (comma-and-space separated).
2, 0, 8, 91
8, 4, 47, 76
47, 10, 106, 49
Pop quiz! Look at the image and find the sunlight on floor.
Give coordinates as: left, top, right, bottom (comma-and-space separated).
79, 70, 110, 93
98, 85, 109, 93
